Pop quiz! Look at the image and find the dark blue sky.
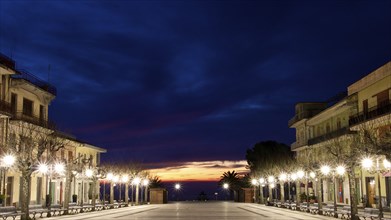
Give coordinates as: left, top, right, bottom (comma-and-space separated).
0, 0, 390, 166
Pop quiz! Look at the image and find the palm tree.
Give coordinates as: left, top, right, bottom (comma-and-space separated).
149, 176, 164, 188
219, 170, 242, 200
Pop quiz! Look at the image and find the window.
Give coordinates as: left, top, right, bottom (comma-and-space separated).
375, 89, 390, 107
96, 153, 100, 165
11, 93, 17, 113
337, 118, 341, 129
363, 99, 368, 114
68, 151, 73, 163
39, 105, 45, 121
23, 98, 33, 116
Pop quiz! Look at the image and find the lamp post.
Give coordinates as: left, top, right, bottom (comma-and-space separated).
175, 183, 181, 201
106, 172, 114, 207
290, 173, 297, 203
113, 175, 119, 203
268, 176, 275, 204
259, 178, 265, 204
143, 179, 149, 204
362, 157, 390, 220
251, 179, 257, 203
320, 165, 345, 218
1, 155, 15, 207
279, 173, 288, 203
121, 175, 129, 206
85, 168, 99, 211
133, 177, 141, 205
223, 183, 229, 200
38, 162, 65, 216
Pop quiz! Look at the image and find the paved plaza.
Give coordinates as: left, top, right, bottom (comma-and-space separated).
46, 202, 338, 220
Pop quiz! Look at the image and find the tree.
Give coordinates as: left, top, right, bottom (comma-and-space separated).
218, 170, 241, 190
246, 141, 294, 204
7, 122, 65, 220
322, 132, 361, 220
218, 170, 242, 200
149, 176, 164, 188
246, 141, 294, 176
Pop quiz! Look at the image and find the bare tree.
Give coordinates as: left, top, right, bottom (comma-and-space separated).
322, 133, 361, 220
7, 122, 65, 220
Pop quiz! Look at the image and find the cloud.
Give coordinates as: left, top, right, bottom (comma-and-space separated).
147, 160, 248, 181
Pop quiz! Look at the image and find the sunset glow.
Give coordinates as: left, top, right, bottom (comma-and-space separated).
148, 160, 248, 182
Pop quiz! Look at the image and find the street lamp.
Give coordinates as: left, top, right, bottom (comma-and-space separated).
251, 179, 257, 203
121, 175, 129, 205
223, 183, 229, 200
361, 157, 390, 220
37, 162, 64, 215
320, 165, 345, 218
113, 175, 119, 201
1, 154, 15, 207
259, 178, 265, 204
268, 176, 277, 203
175, 183, 181, 201
106, 172, 114, 206
279, 173, 288, 203
132, 177, 141, 205
143, 179, 149, 204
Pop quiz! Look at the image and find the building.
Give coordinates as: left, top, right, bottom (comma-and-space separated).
0, 53, 106, 207
289, 61, 391, 207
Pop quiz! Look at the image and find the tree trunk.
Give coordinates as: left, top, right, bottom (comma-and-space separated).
124, 183, 129, 206
348, 168, 359, 220
20, 171, 31, 220
280, 183, 285, 203
63, 168, 72, 215
109, 182, 114, 208
317, 177, 323, 215
259, 186, 264, 204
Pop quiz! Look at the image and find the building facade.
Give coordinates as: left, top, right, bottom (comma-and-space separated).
289, 61, 391, 207
0, 53, 106, 207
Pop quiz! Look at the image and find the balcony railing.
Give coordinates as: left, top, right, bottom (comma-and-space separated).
11, 111, 56, 129
0, 53, 15, 70
0, 100, 12, 116
288, 110, 322, 127
12, 70, 57, 96
349, 100, 391, 126
308, 127, 356, 145
291, 141, 307, 150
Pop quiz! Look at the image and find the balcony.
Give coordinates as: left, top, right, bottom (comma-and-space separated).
12, 70, 57, 96
0, 100, 12, 116
349, 100, 391, 126
291, 141, 307, 151
11, 111, 56, 129
288, 110, 322, 127
308, 127, 356, 145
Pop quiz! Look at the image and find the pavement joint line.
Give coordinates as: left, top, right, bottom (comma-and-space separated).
113, 207, 159, 218
237, 206, 268, 217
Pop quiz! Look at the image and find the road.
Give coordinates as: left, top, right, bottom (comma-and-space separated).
48, 202, 337, 220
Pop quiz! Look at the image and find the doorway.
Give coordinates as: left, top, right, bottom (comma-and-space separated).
366, 177, 375, 207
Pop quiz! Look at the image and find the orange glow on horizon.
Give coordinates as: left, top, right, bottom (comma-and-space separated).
147, 160, 248, 182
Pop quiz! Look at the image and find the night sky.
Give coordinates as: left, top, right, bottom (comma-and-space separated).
1, 0, 390, 182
